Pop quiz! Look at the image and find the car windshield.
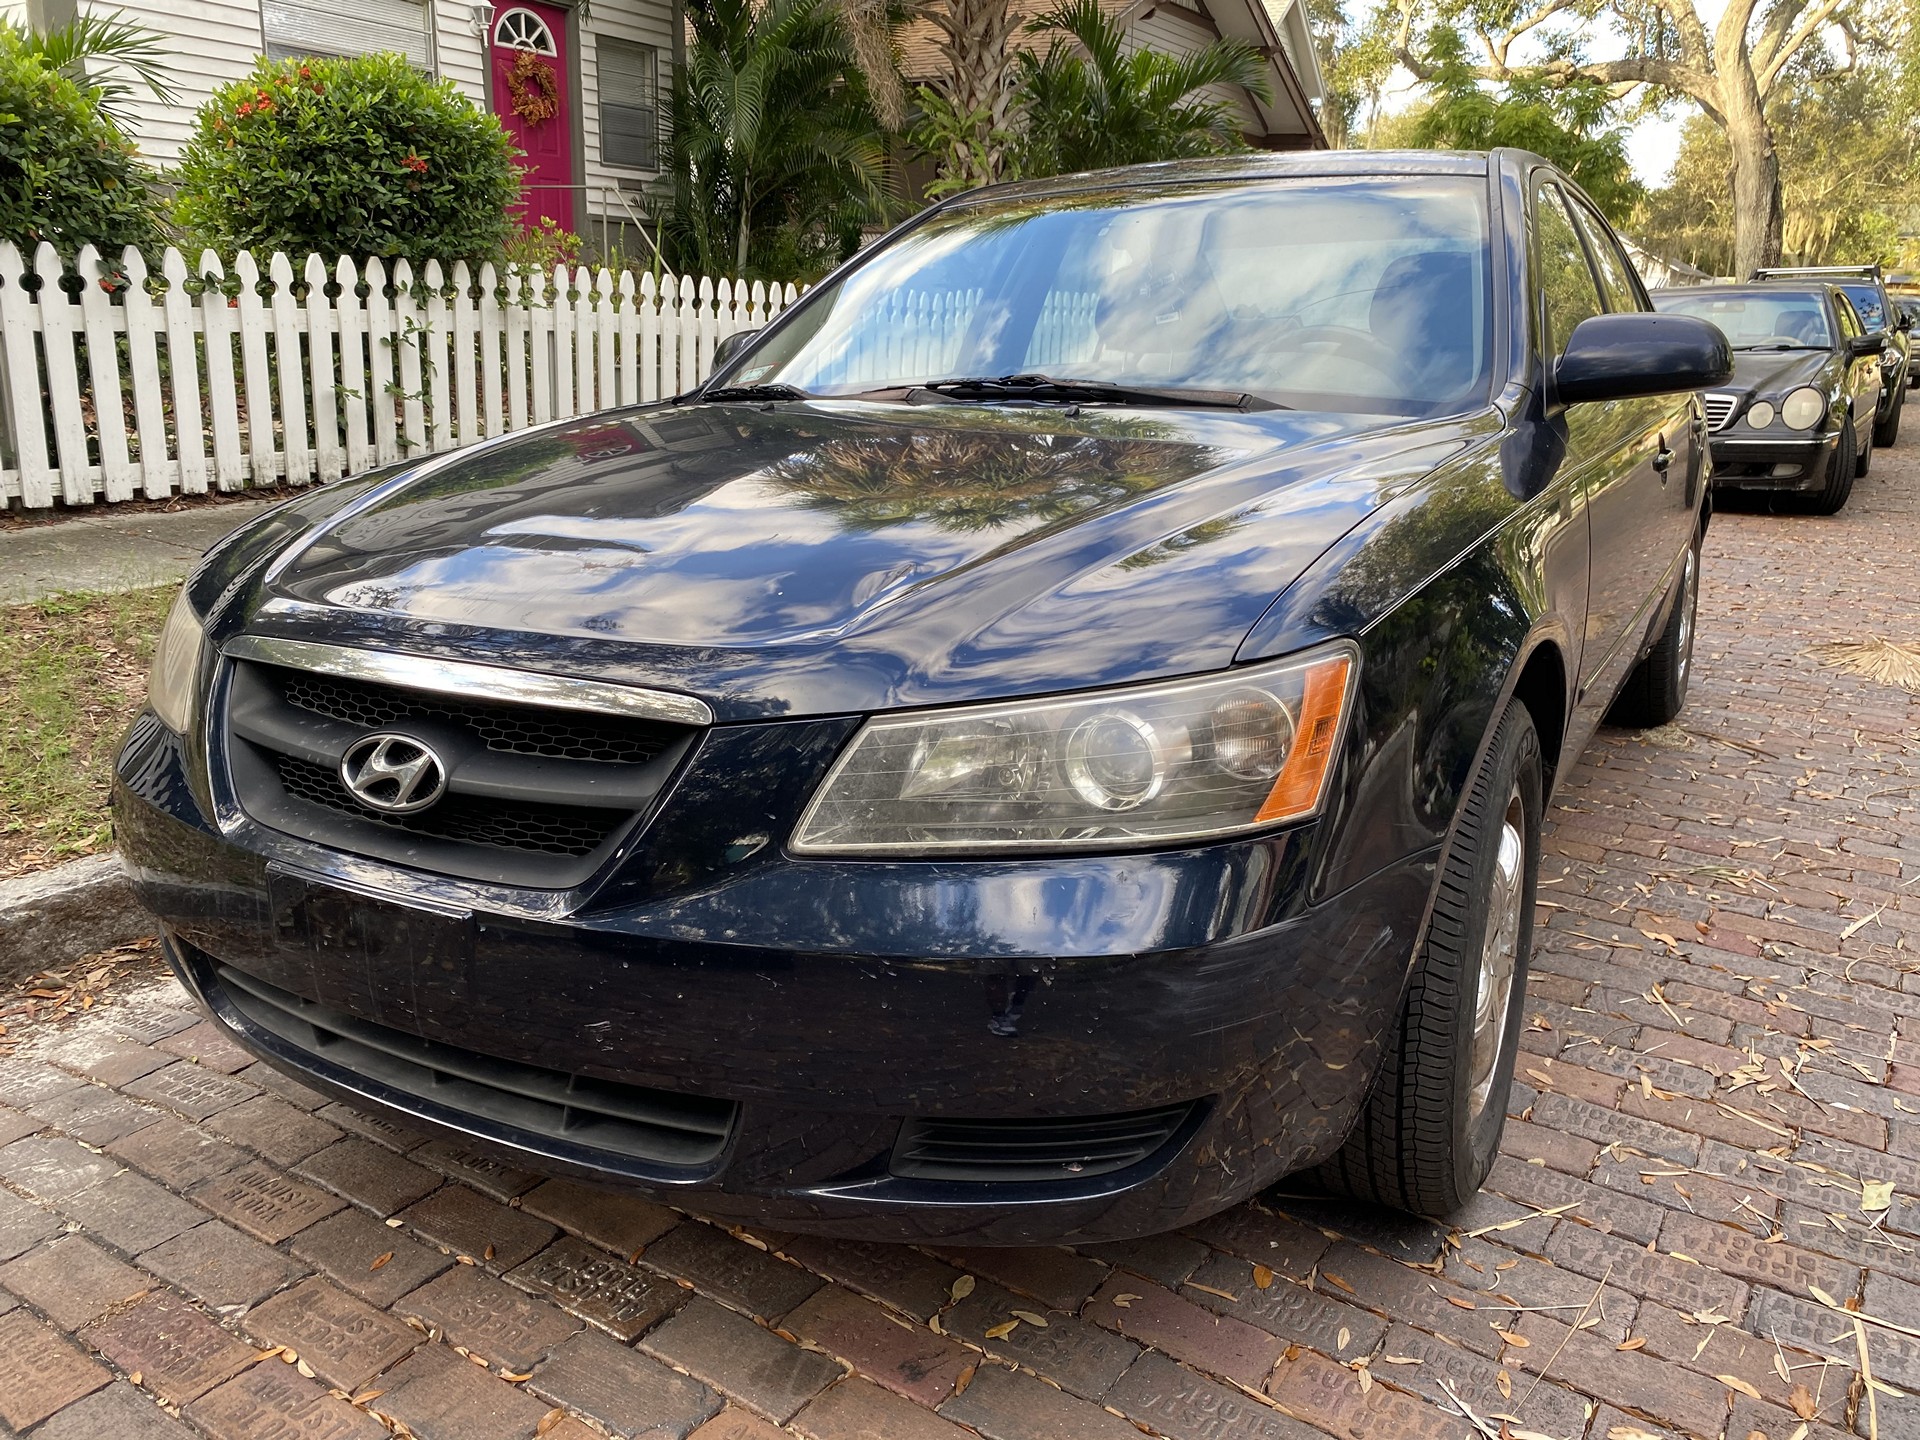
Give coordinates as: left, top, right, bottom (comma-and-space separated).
1654, 290, 1833, 349
733, 177, 1495, 418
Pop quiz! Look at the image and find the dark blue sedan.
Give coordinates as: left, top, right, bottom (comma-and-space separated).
116, 149, 1730, 1242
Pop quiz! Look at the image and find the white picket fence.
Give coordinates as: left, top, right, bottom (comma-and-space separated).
0, 241, 801, 509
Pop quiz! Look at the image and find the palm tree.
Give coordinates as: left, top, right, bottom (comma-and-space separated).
663, 0, 894, 278
912, 0, 1024, 192
1012, 0, 1270, 177
0, 10, 173, 127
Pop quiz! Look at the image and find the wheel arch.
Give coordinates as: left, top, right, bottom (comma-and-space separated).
1508, 639, 1569, 797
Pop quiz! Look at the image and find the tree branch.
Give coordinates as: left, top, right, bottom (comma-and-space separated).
1480, 53, 1721, 109
1756, 0, 1855, 91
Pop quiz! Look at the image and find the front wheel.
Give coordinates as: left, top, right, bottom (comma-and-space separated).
1816, 416, 1861, 511
1316, 700, 1543, 1217
1606, 537, 1699, 728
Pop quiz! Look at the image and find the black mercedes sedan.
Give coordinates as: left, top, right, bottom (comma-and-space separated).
116, 150, 1730, 1243
1654, 283, 1884, 513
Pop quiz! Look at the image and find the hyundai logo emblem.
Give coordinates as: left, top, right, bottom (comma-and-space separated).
338, 733, 449, 814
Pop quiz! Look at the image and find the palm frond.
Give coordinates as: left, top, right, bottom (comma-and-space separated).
4, 10, 175, 125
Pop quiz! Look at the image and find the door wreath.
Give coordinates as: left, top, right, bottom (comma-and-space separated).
505, 47, 560, 124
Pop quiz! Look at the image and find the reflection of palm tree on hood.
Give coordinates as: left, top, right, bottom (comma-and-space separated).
762, 414, 1227, 533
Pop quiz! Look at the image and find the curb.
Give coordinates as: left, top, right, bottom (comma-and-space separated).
0, 853, 153, 983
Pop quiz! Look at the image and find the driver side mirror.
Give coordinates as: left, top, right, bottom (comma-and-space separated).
1849, 334, 1888, 357
1554, 313, 1733, 405
713, 328, 762, 369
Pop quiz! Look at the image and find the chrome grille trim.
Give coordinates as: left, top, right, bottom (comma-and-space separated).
224, 636, 714, 727
1702, 392, 1739, 431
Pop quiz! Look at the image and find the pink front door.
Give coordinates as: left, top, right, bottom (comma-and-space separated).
491, 2, 575, 232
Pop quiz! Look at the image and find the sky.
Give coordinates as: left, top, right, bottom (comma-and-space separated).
1626, 112, 1688, 186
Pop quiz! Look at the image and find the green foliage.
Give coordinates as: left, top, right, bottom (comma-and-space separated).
173, 54, 519, 261
1407, 33, 1642, 222
0, 10, 172, 128
1299, 0, 1402, 147
1011, 0, 1270, 177
660, 0, 893, 280
0, 31, 162, 253
910, 86, 1020, 199
502, 214, 583, 272
1636, 70, 1920, 274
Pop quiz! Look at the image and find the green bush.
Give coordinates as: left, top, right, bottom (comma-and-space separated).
0, 33, 162, 254
174, 53, 520, 261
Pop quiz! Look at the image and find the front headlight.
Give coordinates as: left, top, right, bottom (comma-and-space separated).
1746, 401, 1776, 429
792, 644, 1357, 855
148, 586, 207, 734
1780, 388, 1825, 431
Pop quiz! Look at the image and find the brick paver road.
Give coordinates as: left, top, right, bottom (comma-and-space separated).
1, 432, 1917, 1440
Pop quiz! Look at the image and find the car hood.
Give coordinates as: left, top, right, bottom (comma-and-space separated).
255, 402, 1479, 720
1724, 349, 1835, 395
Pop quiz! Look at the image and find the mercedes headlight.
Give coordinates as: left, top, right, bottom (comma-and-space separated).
792, 644, 1357, 855
1745, 401, 1776, 429
148, 586, 207, 734
1780, 388, 1825, 431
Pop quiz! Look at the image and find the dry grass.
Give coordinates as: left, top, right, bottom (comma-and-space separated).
0, 586, 173, 879
1810, 638, 1920, 695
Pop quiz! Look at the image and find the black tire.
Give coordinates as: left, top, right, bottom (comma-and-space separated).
1875, 385, 1903, 448
1316, 701, 1543, 1217
1814, 417, 1860, 512
1606, 537, 1699, 728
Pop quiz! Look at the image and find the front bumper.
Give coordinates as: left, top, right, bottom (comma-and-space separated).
116, 711, 1433, 1244
1707, 432, 1839, 490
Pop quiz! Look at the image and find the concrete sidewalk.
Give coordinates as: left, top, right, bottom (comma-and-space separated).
0, 498, 283, 605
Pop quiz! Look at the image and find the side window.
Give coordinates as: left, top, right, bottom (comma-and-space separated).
1533, 183, 1604, 359
1835, 295, 1861, 340
1569, 202, 1644, 312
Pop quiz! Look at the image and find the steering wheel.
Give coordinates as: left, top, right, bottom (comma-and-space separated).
1262, 324, 1402, 378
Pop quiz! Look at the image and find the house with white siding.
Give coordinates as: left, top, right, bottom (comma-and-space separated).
4, 0, 676, 254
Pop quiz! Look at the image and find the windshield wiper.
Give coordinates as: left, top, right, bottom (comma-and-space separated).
908, 374, 1287, 411
683, 382, 812, 404
1734, 344, 1824, 352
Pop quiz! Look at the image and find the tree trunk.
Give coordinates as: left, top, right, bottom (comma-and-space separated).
929, 0, 1020, 187
736, 178, 751, 276
1722, 90, 1783, 277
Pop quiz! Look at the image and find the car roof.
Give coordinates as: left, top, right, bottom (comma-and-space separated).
948, 148, 1498, 207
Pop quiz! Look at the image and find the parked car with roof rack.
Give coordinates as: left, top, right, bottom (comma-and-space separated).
115, 148, 1732, 1241
1751, 264, 1910, 445
1654, 283, 1884, 513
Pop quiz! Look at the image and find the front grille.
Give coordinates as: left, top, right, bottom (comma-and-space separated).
208, 961, 736, 1169
223, 655, 697, 887
275, 755, 619, 857
1703, 392, 1738, 431
891, 1102, 1199, 1183
281, 670, 679, 764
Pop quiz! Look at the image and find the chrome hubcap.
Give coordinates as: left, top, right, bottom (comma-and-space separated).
1468, 788, 1526, 1121
1676, 548, 1697, 689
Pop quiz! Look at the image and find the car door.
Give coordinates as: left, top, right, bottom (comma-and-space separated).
1834, 294, 1881, 429
1569, 195, 1699, 594
1529, 181, 1661, 722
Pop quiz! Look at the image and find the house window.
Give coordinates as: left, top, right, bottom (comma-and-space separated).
598, 37, 659, 171
261, 0, 433, 69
